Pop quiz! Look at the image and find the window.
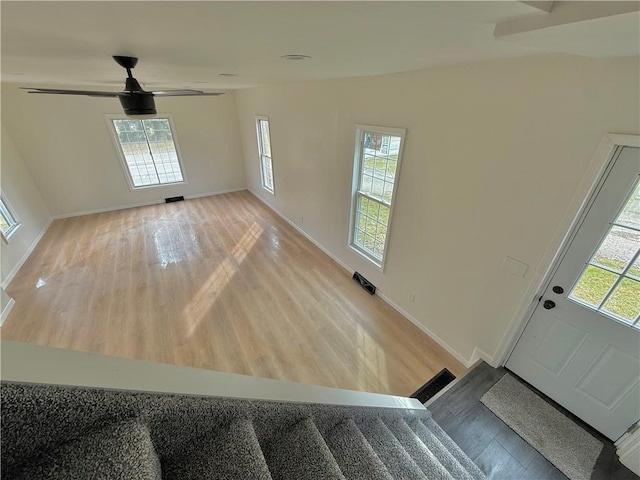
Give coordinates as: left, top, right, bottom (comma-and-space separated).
0, 196, 20, 242
349, 125, 405, 268
256, 116, 275, 193
569, 180, 640, 326
109, 116, 185, 188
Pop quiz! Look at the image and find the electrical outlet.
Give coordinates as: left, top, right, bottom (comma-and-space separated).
409, 292, 416, 302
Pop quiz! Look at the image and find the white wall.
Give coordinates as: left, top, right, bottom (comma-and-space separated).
1, 126, 52, 285
235, 54, 640, 365
1, 85, 246, 217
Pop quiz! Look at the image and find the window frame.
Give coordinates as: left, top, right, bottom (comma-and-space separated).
348, 124, 406, 271
255, 115, 275, 195
0, 194, 21, 243
105, 114, 188, 190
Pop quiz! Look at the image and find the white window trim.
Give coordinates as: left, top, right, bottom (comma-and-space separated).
348, 124, 406, 271
255, 115, 275, 195
0, 194, 21, 243
105, 113, 189, 191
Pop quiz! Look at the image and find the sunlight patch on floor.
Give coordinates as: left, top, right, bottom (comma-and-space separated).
357, 323, 389, 392
183, 222, 264, 336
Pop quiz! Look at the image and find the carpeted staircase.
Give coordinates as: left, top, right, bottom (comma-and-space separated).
1, 382, 486, 479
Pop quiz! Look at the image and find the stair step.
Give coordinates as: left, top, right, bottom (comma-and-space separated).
15, 420, 161, 480
423, 418, 486, 480
3, 382, 488, 480
407, 418, 476, 480
385, 417, 453, 479
325, 419, 393, 480
162, 417, 272, 480
265, 417, 346, 480
358, 417, 428, 480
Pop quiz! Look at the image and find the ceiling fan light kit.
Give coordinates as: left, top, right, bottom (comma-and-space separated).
21, 56, 224, 116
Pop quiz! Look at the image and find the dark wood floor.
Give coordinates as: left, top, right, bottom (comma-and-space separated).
427, 362, 638, 480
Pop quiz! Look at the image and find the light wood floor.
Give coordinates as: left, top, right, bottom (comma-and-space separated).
3, 191, 465, 396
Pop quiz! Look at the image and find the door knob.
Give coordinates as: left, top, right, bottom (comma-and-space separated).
543, 300, 556, 310
552, 286, 564, 294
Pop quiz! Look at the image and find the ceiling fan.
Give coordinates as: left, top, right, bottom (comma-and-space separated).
21, 56, 224, 115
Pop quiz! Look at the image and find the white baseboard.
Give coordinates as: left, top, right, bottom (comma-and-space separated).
53, 200, 164, 219
1, 218, 53, 290
376, 291, 473, 368
185, 188, 246, 200
1, 297, 16, 326
469, 347, 496, 367
247, 188, 353, 272
3, 189, 247, 287
52, 187, 248, 220
248, 189, 477, 369
616, 423, 640, 476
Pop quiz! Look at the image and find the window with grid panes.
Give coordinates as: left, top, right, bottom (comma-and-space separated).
256, 116, 274, 193
110, 117, 185, 188
349, 125, 405, 268
569, 180, 640, 327
0, 196, 20, 242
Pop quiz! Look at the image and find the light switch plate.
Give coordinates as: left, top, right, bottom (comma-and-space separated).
502, 256, 529, 277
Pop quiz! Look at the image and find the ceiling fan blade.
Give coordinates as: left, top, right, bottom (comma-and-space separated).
150, 89, 224, 97
21, 87, 121, 98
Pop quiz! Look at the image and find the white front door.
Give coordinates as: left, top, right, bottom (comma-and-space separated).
507, 146, 640, 441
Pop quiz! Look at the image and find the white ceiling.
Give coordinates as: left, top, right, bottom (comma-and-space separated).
1, 1, 638, 91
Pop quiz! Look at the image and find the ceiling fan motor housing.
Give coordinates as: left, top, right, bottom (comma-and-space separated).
125, 77, 143, 92
119, 93, 157, 116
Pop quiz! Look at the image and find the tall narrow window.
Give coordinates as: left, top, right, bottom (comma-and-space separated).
109, 116, 185, 188
256, 115, 275, 194
349, 125, 405, 269
0, 196, 20, 242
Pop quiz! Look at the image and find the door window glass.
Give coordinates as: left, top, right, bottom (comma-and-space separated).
569, 180, 640, 326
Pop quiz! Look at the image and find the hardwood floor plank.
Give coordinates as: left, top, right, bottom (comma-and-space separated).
2, 191, 465, 396
474, 439, 526, 480
448, 403, 505, 460
519, 455, 567, 480
494, 423, 539, 470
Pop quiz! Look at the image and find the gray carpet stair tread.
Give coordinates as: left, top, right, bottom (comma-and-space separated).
266, 417, 346, 480
4, 382, 487, 480
15, 420, 161, 480
407, 417, 476, 480
358, 417, 428, 480
325, 418, 393, 480
162, 417, 272, 480
424, 418, 486, 480
386, 417, 453, 479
